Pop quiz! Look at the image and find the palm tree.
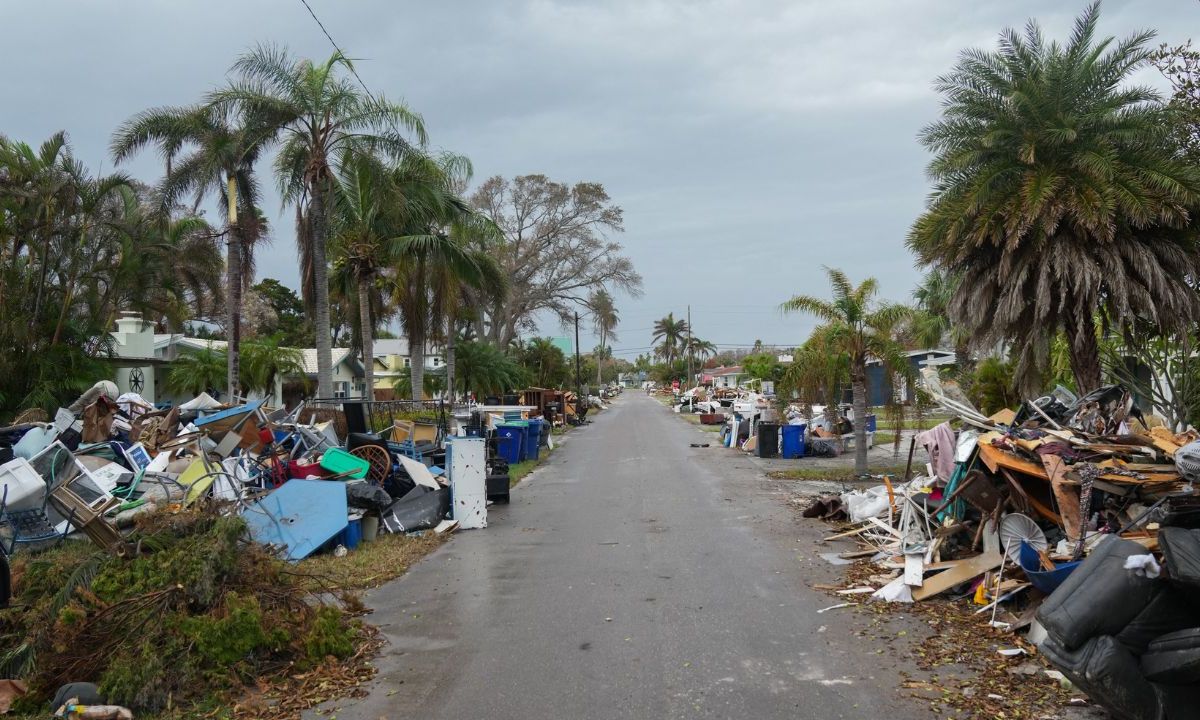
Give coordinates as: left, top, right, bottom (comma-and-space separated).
111, 103, 271, 399
651, 313, 689, 365
167, 346, 227, 396
240, 334, 306, 399
433, 218, 506, 404
589, 290, 619, 385
683, 337, 717, 360
455, 340, 526, 397
328, 154, 398, 400
910, 269, 972, 373
211, 44, 427, 398
908, 3, 1200, 394
782, 267, 910, 474
780, 326, 850, 422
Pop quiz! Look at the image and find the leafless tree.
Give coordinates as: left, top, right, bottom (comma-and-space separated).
468, 175, 642, 346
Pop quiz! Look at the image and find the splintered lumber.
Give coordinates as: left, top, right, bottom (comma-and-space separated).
912, 552, 1003, 601
1042, 454, 1081, 541
1000, 468, 1063, 526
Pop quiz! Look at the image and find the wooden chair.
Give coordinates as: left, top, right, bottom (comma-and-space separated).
350, 445, 392, 487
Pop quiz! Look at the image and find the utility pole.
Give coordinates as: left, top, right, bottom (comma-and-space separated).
686, 304, 694, 391
574, 311, 583, 413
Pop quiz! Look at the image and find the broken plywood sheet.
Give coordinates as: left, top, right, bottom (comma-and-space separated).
912, 552, 1003, 601
978, 442, 1049, 481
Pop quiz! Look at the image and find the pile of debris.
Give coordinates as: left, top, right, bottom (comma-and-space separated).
803, 381, 1200, 719
0, 382, 548, 714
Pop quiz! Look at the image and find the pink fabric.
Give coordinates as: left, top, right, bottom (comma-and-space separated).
917, 421, 956, 483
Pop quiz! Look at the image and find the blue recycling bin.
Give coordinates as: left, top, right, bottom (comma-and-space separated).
496, 425, 524, 464
526, 419, 543, 461
864, 414, 877, 432
781, 424, 806, 459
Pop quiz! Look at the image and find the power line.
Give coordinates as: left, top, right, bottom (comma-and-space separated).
297, 0, 378, 105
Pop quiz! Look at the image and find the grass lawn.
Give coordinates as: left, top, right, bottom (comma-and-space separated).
766, 463, 912, 482
297, 530, 448, 591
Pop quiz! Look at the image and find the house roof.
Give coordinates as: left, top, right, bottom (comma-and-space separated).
709, 366, 743, 376
300, 348, 352, 375
372, 338, 411, 356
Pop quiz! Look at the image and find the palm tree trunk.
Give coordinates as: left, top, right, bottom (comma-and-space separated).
309, 179, 334, 398
410, 329, 425, 401
226, 229, 242, 400
446, 321, 457, 404
1066, 312, 1102, 394
851, 367, 868, 475
358, 275, 374, 400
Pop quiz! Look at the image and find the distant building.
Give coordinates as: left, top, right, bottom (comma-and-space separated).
109, 312, 380, 406
864, 349, 957, 405
370, 338, 444, 400
707, 365, 745, 389
548, 336, 575, 357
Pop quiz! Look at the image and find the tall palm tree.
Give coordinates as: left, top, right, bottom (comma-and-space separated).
433, 215, 506, 404
589, 289, 619, 385
908, 3, 1200, 394
782, 267, 910, 474
111, 103, 271, 399
651, 313, 689, 365
328, 154, 399, 400
211, 44, 427, 398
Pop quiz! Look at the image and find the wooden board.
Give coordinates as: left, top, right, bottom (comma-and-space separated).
989, 408, 1017, 426
912, 552, 1003, 601
978, 442, 1048, 481
904, 554, 925, 587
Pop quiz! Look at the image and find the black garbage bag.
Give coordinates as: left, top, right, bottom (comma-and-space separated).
1037, 535, 1163, 650
1040, 634, 1159, 720
1142, 627, 1200, 685
348, 432, 387, 451
345, 482, 393, 513
385, 464, 416, 499
1159, 527, 1200, 597
808, 439, 839, 458
1116, 586, 1197, 656
381, 486, 449, 533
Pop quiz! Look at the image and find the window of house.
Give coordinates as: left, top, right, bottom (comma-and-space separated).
334, 381, 349, 398
432, 357, 441, 367
403, 357, 411, 368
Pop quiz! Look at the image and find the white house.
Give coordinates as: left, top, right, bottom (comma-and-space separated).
110, 312, 369, 407
706, 365, 745, 389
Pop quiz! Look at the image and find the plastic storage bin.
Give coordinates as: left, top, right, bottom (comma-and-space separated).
780, 424, 806, 459
757, 422, 780, 458
526, 420, 543, 461
495, 426, 523, 464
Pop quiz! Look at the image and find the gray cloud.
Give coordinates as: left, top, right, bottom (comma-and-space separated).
2, 0, 1194, 357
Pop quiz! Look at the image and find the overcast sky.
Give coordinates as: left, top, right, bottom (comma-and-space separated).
3, 0, 1194, 359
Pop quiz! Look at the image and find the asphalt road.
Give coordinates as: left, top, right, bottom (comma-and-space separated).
325, 394, 928, 720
